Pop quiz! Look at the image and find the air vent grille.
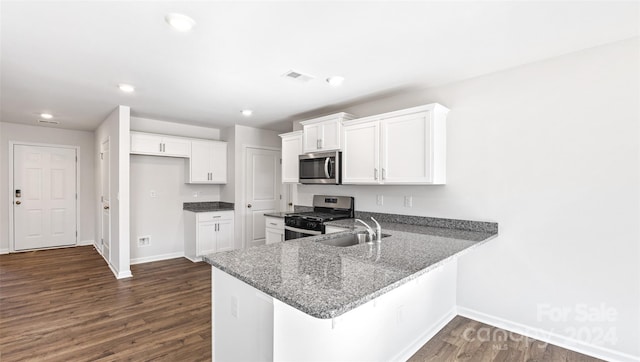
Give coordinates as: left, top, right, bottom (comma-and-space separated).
37, 119, 60, 125
282, 70, 315, 83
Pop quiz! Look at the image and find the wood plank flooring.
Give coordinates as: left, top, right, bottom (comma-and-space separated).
1, 246, 604, 362
408, 316, 604, 362
0, 246, 211, 361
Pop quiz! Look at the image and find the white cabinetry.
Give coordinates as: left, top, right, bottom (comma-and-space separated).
130, 132, 191, 158
265, 216, 284, 244
300, 113, 356, 153
184, 210, 235, 262
188, 140, 227, 184
279, 131, 302, 183
342, 104, 448, 185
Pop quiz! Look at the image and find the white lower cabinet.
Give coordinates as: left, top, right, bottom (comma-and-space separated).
265, 216, 284, 244
184, 210, 234, 261
342, 103, 448, 185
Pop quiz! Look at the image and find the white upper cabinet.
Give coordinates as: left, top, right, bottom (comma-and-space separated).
188, 140, 227, 184
130, 132, 191, 158
300, 113, 356, 153
279, 131, 303, 183
342, 103, 448, 185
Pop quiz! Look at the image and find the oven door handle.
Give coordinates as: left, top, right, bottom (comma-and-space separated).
284, 226, 322, 235
324, 157, 331, 178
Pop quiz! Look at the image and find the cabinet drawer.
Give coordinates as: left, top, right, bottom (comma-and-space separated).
197, 211, 232, 222
265, 216, 284, 229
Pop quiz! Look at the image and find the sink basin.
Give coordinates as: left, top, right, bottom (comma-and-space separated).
318, 232, 391, 247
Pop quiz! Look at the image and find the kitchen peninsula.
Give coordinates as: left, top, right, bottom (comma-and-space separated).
205, 214, 498, 361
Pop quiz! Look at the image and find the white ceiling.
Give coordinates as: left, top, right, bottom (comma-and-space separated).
1, 1, 638, 132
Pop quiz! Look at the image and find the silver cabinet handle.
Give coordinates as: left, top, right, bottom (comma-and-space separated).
374, 168, 378, 180
318, 139, 322, 149
269, 222, 277, 226
159, 143, 163, 152
382, 168, 386, 180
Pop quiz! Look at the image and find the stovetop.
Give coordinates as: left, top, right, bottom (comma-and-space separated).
286, 211, 351, 223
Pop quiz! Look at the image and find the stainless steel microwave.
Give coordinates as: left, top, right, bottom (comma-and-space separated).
299, 151, 341, 185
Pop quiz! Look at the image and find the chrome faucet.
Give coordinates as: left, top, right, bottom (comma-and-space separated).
354, 217, 382, 243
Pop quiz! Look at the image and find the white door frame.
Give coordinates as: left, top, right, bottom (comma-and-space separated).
241, 144, 281, 249
8, 141, 81, 252
99, 137, 111, 262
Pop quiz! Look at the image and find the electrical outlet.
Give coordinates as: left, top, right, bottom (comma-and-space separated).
150, 190, 157, 198
138, 236, 150, 247
376, 195, 384, 206
404, 196, 413, 207
192, 191, 199, 198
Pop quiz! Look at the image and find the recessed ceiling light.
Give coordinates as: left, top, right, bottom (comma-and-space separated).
326, 76, 345, 87
241, 109, 253, 117
165, 13, 196, 32
40, 113, 53, 119
118, 83, 135, 93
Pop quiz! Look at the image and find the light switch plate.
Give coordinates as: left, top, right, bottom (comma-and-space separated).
404, 196, 413, 207
376, 195, 384, 206
150, 190, 157, 198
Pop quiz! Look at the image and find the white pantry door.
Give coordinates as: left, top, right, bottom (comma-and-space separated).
100, 139, 111, 262
13, 144, 77, 251
245, 147, 280, 249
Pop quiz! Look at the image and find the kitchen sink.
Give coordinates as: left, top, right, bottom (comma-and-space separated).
318, 232, 391, 247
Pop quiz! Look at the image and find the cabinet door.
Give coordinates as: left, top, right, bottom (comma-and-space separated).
342, 121, 380, 184
197, 221, 217, 256
381, 112, 432, 184
215, 218, 234, 252
302, 124, 320, 153
190, 140, 213, 183
319, 121, 341, 151
265, 228, 283, 245
131, 133, 163, 155
281, 133, 302, 183
210, 142, 227, 184
162, 136, 191, 157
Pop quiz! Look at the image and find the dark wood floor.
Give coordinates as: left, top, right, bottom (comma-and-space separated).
1, 246, 603, 362
0, 246, 211, 361
409, 316, 603, 362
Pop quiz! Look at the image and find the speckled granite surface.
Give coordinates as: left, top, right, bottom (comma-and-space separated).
264, 212, 291, 218
353, 211, 498, 233
183, 201, 234, 212
204, 217, 498, 319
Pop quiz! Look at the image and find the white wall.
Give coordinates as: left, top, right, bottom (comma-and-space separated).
296, 38, 640, 359
0, 122, 96, 252
128, 116, 223, 263
221, 125, 281, 249
129, 155, 221, 263
95, 105, 131, 278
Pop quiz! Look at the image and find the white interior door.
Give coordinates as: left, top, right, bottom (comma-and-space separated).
245, 147, 280, 249
100, 139, 111, 261
13, 144, 77, 251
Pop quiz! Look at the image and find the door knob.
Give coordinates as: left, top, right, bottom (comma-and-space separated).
247, 204, 252, 208
104, 205, 110, 210
15, 201, 21, 205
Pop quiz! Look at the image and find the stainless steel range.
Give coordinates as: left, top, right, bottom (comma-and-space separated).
284, 195, 354, 240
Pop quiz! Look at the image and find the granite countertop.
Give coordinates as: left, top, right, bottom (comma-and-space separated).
204, 214, 498, 319
183, 201, 234, 212
264, 212, 291, 218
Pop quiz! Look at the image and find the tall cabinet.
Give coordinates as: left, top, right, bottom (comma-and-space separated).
342, 103, 449, 185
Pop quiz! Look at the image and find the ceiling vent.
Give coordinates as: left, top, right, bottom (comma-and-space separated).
37, 119, 60, 125
282, 70, 315, 83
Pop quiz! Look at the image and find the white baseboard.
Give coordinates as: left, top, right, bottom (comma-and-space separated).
77, 239, 94, 246
130, 252, 184, 265
457, 306, 640, 362
0, 248, 9, 255
393, 308, 457, 361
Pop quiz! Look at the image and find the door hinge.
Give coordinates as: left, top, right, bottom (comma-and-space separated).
100, 153, 103, 160
76, 156, 78, 162
75, 231, 78, 237
280, 158, 282, 164
279, 194, 282, 200
101, 238, 103, 245
101, 195, 104, 202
